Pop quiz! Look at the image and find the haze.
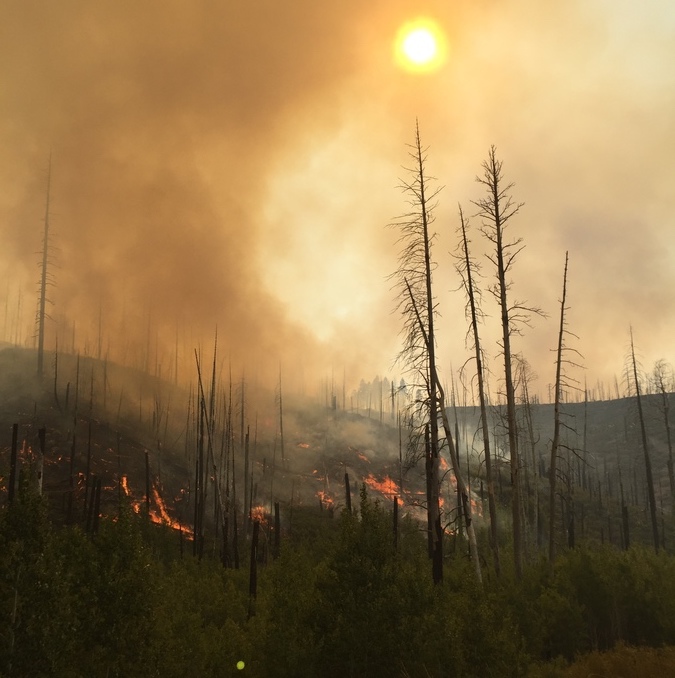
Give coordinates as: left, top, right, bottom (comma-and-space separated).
1, 0, 674, 400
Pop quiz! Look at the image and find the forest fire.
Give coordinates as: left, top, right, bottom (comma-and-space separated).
152, 486, 173, 525
120, 474, 187, 532
364, 473, 399, 499
316, 489, 334, 508
250, 504, 269, 526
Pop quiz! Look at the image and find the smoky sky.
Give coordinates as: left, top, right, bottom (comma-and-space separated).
1, 0, 675, 398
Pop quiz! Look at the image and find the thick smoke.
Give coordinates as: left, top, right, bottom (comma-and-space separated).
1, 0, 674, 398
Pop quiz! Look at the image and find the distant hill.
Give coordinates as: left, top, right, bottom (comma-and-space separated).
1, 344, 673, 550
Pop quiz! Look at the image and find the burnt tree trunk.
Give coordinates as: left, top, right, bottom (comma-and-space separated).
630, 329, 659, 552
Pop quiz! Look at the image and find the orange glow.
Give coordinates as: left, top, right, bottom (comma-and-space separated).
395, 18, 447, 73
364, 473, 399, 498
120, 475, 131, 496
317, 489, 335, 506
152, 486, 173, 524
120, 474, 188, 532
250, 504, 269, 526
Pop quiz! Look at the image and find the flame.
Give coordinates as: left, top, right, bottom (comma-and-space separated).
250, 504, 269, 526
152, 486, 173, 525
469, 495, 483, 518
297, 442, 310, 449
316, 489, 335, 506
119, 474, 188, 532
364, 473, 399, 499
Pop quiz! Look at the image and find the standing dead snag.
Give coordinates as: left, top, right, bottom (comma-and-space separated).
390, 124, 482, 584
455, 205, 500, 576
473, 146, 544, 580
404, 281, 482, 583
37, 153, 56, 379
389, 122, 444, 584
651, 360, 675, 504
548, 252, 583, 567
629, 329, 659, 552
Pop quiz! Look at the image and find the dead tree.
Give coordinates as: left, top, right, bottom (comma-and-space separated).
629, 329, 659, 552
473, 146, 544, 579
389, 122, 444, 584
404, 280, 482, 582
277, 367, 286, 465
37, 154, 57, 379
518, 358, 542, 555
651, 359, 675, 504
549, 252, 575, 566
455, 205, 500, 576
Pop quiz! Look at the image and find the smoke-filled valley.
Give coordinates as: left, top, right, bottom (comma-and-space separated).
4, 1, 675, 675
4, 341, 675, 676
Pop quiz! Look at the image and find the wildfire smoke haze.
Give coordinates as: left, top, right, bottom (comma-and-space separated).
1, 1, 675, 401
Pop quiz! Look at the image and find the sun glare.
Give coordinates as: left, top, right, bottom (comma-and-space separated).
395, 18, 447, 73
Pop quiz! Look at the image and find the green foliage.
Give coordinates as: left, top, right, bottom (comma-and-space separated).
0, 492, 80, 677
150, 558, 251, 677
527, 644, 675, 678
3, 485, 675, 677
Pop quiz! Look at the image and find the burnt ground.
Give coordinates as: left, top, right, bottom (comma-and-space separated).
3, 343, 674, 549
0, 345, 192, 527
0, 345, 414, 536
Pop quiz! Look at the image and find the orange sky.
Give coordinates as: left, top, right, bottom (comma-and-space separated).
1, 0, 674, 400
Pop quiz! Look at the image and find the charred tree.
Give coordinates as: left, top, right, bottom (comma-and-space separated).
393, 496, 399, 552
474, 146, 544, 580
549, 252, 569, 567
404, 279, 482, 583
344, 472, 352, 513
273, 501, 280, 559
629, 328, 659, 552
247, 520, 260, 619
519, 361, 540, 556
277, 369, 285, 467
8, 424, 18, 505
455, 205, 500, 575
652, 360, 675, 503
37, 154, 56, 379
389, 123, 444, 584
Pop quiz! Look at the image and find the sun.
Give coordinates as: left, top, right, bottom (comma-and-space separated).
395, 18, 447, 73
403, 28, 436, 65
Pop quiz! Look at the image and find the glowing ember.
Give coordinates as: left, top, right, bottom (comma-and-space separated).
364, 473, 399, 498
120, 475, 188, 532
357, 452, 369, 463
297, 442, 310, 449
317, 490, 335, 506
250, 505, 268, 525
152, 487, 173, 524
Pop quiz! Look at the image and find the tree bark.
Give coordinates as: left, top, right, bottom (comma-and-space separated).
549, 252, 569, 567
457, 208, 500, 575
630, 328, 659, 552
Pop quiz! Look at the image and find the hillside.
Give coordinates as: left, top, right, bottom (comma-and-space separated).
1, 344, 674, 553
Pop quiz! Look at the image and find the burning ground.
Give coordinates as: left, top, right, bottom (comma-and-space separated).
0, 345, 487, 540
